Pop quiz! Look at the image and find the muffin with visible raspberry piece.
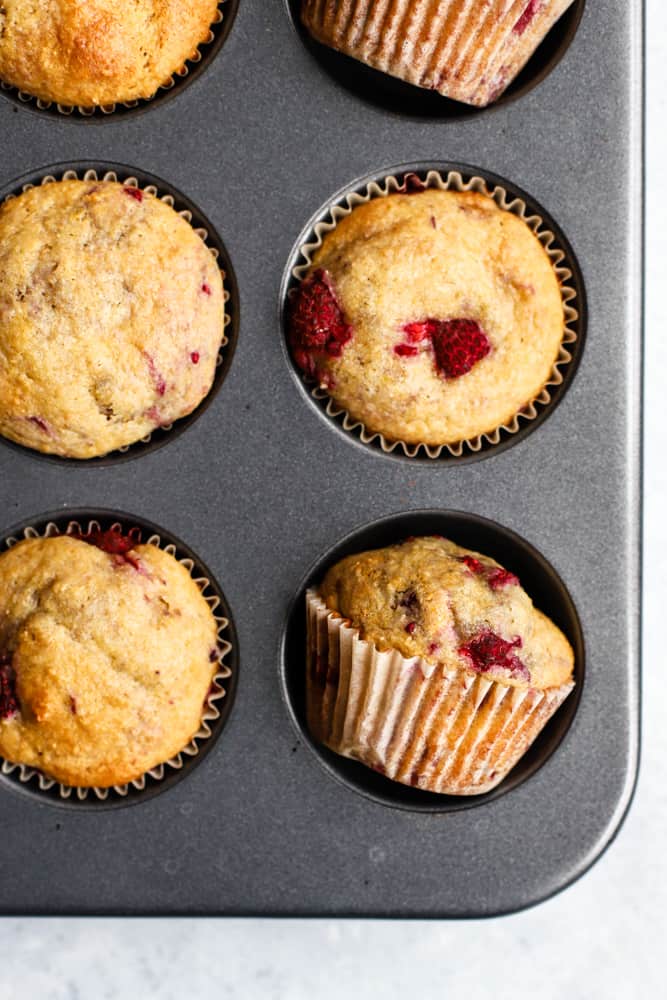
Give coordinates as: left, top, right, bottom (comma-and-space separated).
288, 183, 567, 450
0, 1, 220, 107
300, 0, 577, 107
0, 178, 225, 458
0, 528, 220, 788
306, 536, 574, 795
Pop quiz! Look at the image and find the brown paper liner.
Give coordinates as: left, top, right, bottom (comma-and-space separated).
0, 519, 234, 802
291, 168, 579, 460
1, 168, 230, 459
0, 3, 228, 117
306, 590, 574, 795
301, 1, 576, 107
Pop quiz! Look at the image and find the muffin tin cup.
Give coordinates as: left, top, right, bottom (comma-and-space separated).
306, 589, 574, 797
0, 1, 239, 122
282, 508, 585, 814
0, 511, 238, 808
0, 162, 239, 466
286, 0, 586, 121
283, 164, 584, 463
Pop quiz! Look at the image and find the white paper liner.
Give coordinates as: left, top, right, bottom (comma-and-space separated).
290, 169, 579, 460
306, 590, 574, 796
301, 1, 576, 107
0, 519, 234, 802
0, 2, 228, 117
1, 168, 230, 459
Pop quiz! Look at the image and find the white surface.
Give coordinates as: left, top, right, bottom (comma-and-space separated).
0, 5, 664, 998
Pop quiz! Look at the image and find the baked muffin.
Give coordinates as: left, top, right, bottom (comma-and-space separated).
0, 178, 225, 459
0, 529, 220, 788
301, 0, 576, 107
0, 1, 220, 107
307, 536, 575, 795
288, 186, 565, 448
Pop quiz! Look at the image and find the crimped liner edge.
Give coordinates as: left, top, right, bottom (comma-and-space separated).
0, 518, 233, 802
290, 169, 579, 460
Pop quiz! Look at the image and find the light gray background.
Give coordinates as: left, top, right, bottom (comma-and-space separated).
0, 1, 660, 996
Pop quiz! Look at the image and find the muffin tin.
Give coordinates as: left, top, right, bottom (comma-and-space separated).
0, 0, 642, 916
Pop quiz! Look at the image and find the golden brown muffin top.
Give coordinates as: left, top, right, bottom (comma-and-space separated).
0, 0, 220, 106
0, 179, 224, 459
0, 533, 220, 787
318, 536, 574, 690
289, 188, 565, 447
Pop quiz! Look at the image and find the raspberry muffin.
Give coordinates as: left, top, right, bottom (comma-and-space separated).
0, 178, 225, 459
288, 186, 566, 448
306, 536, 575, 795
301, 0, 576, 107
0, 1, 220, 107
0, 529, 220, 788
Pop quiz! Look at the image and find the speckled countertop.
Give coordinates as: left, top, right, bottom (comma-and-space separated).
0, 3, 662, 997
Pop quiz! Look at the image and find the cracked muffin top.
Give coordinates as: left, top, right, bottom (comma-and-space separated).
318, 536, 574, 691
0, 531, 219, 787
0, 0, 220, 107
0, 179, 224, 458
288, 188, 565, 447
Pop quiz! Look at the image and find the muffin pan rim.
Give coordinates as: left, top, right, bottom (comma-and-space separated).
0, 160, 240, 467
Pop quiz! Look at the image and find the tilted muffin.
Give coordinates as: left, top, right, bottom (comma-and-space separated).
0, 530, 220, 788
0, 179, 225, 458
301, 0, 576, 107
0, 0, 220, 107
306, 536, 575, 795
288, 187, 565, 448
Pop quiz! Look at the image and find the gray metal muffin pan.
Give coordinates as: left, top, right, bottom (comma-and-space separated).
0, 0, 642, 916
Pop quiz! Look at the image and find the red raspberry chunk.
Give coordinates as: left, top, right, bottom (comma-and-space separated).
459, 555, 519, 590
459, 631, 530, 682
430, 319, 491, 378
398, 319, 491, 379
514, 0, 542, 35
0, 654, 19, 720
288, 269, 353, 376
74, 527, 145, 573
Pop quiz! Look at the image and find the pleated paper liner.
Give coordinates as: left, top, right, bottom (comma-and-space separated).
0, 514, 237, 807
299, 0, 576, 107
0, 1, 239, 121
0, 163, 238, 465
475, 1, 578, 106
285, 165, 584, 463
289, 0, 585, 119
306, 590, 574, 796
